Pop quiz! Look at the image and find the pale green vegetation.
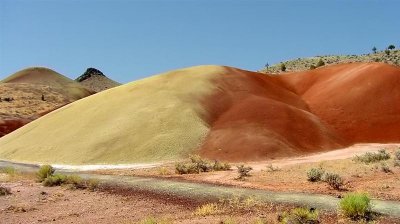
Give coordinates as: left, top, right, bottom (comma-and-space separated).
261, 50, 400, 73
278, 207, 319, 224
37, 165, 99, 190
339, 192, 372, 220
136, 216, 171, 224
175, 155, 230, 174
236, 165, 253, 180
0, 166, 16, 176
353, 149, 390, 164
307, 168, 325, 182
193, 203, 220, 216
324, 172, 344, 190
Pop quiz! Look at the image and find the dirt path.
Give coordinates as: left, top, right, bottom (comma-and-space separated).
1, 160, 400, 218
249, 143, 400, 171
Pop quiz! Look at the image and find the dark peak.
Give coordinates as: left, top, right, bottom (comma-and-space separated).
76, 67, 105, 82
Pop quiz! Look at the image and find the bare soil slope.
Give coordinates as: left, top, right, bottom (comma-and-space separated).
0, 63, 399, 164
199, 67, 344, 161
0, 67, 93, 137
0, 66, 221, 164
276, 62, 400, 143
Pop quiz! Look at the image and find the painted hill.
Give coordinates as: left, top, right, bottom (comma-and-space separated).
76, 68, 120, 92
0, 63, 399, 164
261, 50, 400, 74
0, 67, 93, 137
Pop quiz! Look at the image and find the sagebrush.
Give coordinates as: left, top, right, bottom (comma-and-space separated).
340, 192, 371, 220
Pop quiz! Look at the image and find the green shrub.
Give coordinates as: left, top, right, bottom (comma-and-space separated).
65, 175, 84, 189
266, 164, 281, 172
190, 155, 213, 172
86, 178, 100, 191
395, 150, 400, 160
324, 173, 344, 190
278, 207, 319, 224
175, 162, 198, 174
316, 59, 325, 67
43, 173, 67, 187
353, 149, 390, 164
0, 166, 16, 176
0, 186, 11, 196
175, 156, 230, 174
221, 217, 237, 224
281, 63, 286, 72
236, 165, 252, 180
213, 160, 231, 171
37, 165, 55, 182
194, 203, 220, 216
380, 163, 392, 173
339, 192, 371, 220
307, 168, 325, 182
309, 65, 317, 70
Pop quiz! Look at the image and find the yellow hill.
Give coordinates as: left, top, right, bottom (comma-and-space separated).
0, 65, 223, 164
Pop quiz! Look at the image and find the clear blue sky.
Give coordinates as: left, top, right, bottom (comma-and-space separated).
1, 0, 399, 83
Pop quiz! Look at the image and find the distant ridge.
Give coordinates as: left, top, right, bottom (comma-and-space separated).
76, 68, 120, 92
261, 49, 400, 73
0, 67, 93, 137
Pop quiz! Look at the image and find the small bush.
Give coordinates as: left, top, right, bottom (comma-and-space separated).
175, 156, 230, 174
0, 166, 16, 176
266, 164, 281, 172
0, 186, 11, 196
395, 150, 400, 160
339, 192, 371, 220
43, 173, 67, 186
309, 65, 317, 70
221, 217, 237, 224
157, 167, 171, 175
307, 168, 325, 182
236, 165, 252, 180
86, 178, 100, 191
175, 162, 198, 174
138, 216, 171, 224
213, 160, 231, 171
65, 175, 84, 189
316, 59, 325, 67
37, 165, 55, 182
353, 149, 390, 164
394, 160, 400, 167
380, 163, 392, 173
194, 203, 220, 216
278, 207, 319, 224
324, 173, 344, 190
281, 63, 286, 72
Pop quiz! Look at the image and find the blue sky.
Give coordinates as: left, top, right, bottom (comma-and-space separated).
1, 0, 399, 83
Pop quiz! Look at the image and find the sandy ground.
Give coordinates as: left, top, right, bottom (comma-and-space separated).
96, 144, 400, 201
0, 176, 342, 224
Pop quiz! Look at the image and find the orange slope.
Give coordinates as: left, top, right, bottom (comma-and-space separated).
199, 67, 345, 161
275, 62, 400, 143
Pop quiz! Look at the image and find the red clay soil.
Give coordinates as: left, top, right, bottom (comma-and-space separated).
199, 67, 346, 161
0, 119, 31, 137
0, 104, 66, 137
200, 63, 400, 162
276, 62, 400, 142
